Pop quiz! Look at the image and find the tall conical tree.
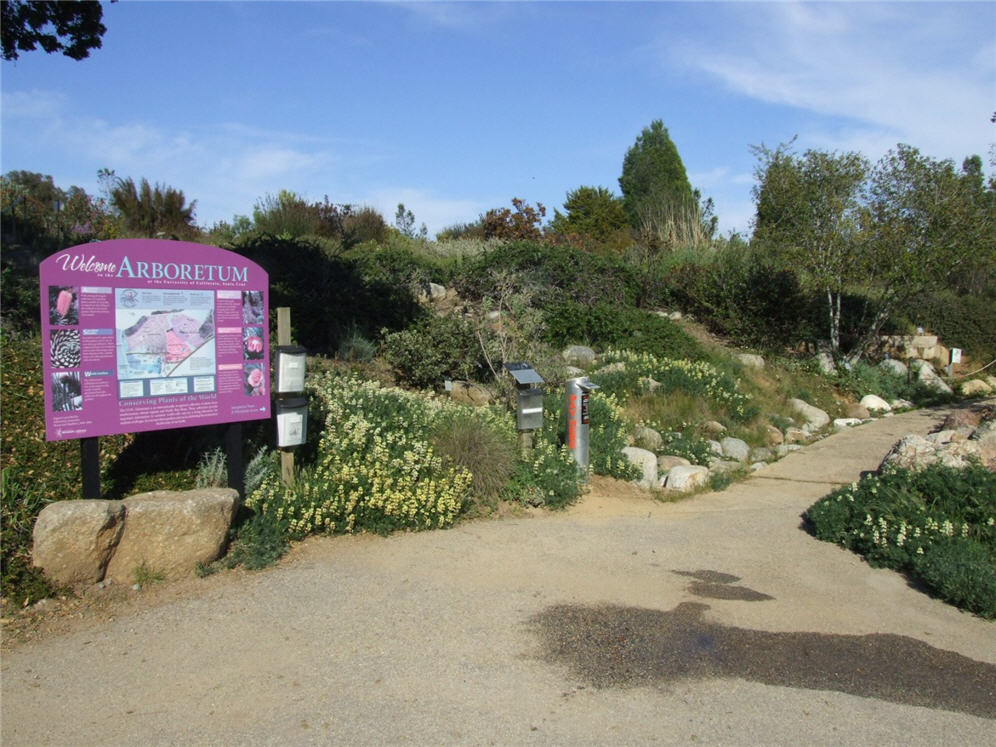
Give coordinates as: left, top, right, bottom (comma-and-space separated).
619, 120, 694, 223
619, 120, 701, 248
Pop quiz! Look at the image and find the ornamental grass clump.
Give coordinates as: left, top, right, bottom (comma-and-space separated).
804, 463, 996, 618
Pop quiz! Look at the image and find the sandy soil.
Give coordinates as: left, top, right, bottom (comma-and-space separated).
2, 405, 994, 746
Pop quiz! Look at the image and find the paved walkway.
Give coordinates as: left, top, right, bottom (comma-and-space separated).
2, 406, 994, 745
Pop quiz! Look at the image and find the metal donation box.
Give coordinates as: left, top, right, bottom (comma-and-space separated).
504, 362, 545, 431
565, 376, 600, 480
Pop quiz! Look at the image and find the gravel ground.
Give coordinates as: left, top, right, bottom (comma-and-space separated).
2, 405, 994, 745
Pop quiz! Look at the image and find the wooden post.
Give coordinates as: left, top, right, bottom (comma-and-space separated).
277, 306, 294, 485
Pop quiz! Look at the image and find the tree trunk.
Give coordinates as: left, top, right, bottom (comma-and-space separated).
827, 289, 841, 358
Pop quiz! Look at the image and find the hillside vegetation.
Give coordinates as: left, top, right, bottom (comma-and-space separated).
2, 128, 993, 609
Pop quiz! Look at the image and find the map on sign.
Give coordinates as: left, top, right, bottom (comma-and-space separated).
116, 289, 216, 381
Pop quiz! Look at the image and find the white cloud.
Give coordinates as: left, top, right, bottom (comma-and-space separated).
673, 3, 994, 163
0, 89, 67, 118
1, 91, 347, 226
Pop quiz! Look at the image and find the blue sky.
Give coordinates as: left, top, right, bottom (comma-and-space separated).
2, 1, 993, 238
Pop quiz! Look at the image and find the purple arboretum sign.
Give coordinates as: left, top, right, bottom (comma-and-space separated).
40, 239, 270, 442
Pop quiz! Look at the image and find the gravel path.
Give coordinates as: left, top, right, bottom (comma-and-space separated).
3, 406, 994, 745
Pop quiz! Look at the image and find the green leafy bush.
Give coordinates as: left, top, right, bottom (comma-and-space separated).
542, 301, 703, 360
804, 464, 996, 618
506, 440, 584, 510
454, 241, 639, 310
833, 361, 950, 407
1, 466, 62, 606
233, 234, 421, 355
381, 314, 486, 389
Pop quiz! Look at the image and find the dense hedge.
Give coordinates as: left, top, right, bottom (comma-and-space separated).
231, 234, 423, 355
453, 241, 640, 309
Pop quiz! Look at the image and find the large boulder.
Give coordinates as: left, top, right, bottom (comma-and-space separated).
750, 446, 774, 463
913, 360, 953, 394
960, 379, 993, 397
562, 345, 596, 368
632, 425, 663, 452
450, 380, 493, 406
845, 403, 871, 419
860, 394, 892, 414
657, 454, 691, 472
879, 359, 908, 377
720, 437, 750, 463
104, 489, 238, 583
764, 424, 784, 446
736, 353, 765, 369
784, 427, 808, 444
621, 447, 659, 490
970, 420, 996, 468
879, 433, 988, 472
789, 398, 830, 431
815, 352, 836, 375
663, 465, 710, 492
33, 500, 125, 585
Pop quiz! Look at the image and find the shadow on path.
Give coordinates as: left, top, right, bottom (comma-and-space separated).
531, 600, 996, 719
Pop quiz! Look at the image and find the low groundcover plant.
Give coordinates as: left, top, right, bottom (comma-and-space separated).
804, 463, 996, 618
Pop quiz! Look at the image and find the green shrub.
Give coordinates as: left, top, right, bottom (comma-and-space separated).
913, 536, 996, 618
454, 241, 639, 309
911, 288, 996, 363
659, 431, 715, 466
593, 350, 756, 423
233, 233, 421, 355
804, 463, 996, 618
666, 248, 821, 350
506, 440, 584, 510
1, 466, 62, 606
833, 361, 950, 407
381, 314, 486, 389
542, 301, 703, 360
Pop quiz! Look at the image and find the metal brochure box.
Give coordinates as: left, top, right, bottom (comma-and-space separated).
275, 397, 309, 447
505, 362, 545, 431
517, 387, 544, 430
275, 345, 307, 393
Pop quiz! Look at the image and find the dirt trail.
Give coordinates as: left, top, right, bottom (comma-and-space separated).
3, 406, 994, 745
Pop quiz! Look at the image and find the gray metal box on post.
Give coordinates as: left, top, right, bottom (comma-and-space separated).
504, 362, 545, 432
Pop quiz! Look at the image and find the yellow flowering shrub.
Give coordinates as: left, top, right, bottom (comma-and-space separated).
248, 374, 492, 537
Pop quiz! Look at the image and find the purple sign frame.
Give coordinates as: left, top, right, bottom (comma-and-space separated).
40, 239, 270, 441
